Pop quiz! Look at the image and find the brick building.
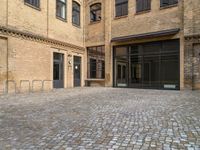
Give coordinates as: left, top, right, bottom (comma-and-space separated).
0, 0, 199, 93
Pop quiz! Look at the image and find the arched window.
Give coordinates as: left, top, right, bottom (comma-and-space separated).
72, 1, 80, 26
90, 3, 101, 22
115, 0, 128, 17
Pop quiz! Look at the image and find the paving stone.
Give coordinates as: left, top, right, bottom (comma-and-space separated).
0, 87, 199, 149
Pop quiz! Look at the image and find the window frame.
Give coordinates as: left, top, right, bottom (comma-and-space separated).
115, 0, 128, 18
160, 0, 178, 8
90, 3, 102, 23
56, 0, 67, 21
87, 46, 105, 79
24, 0, 40, 10
136, 0, 151, 13
72, 1, 81, 27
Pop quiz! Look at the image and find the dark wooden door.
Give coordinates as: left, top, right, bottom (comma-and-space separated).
74, 56, 81, 87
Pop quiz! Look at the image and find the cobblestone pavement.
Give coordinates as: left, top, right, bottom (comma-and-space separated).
0, 88, 200, 150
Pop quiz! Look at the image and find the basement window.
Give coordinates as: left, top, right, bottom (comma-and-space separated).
90, 3, 101, 22
160, 0, 178, 7
56, 0, 67, 20
87, 46, 105, 79
115, 0, 128, 17
136, 0, 151, 13
24, 0, 40, 8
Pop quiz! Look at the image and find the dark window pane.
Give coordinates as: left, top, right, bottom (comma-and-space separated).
90, 3, 101, 22
115, 0, 128, 17
136, 0, 151, 13
56, 0, 66, 19
72, 1, 80, 26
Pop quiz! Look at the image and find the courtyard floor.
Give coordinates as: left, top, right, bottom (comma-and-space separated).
0, 88, 200, 150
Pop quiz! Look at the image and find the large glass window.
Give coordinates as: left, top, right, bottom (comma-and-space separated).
115, 0, 128, 17
136, 0, 151, 13
114, 39, 180, 90
72, 1, 80, 26
160, 0, 178, 7
87, 46, 105, 79
56, 0, 66, 20
90, 3, 101, 22
24, 0, 40, 8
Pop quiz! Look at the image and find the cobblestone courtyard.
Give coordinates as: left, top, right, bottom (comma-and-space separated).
0, 88, 200, 150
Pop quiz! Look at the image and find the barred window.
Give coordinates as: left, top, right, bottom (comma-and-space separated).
87, 46, 105, 79
136, 0, 151, 13
72, 1, 80, 26
160, 0, 178, 7
90, 3, 101, 22
56, 0, 66, 20
24, 0, 40, 8
115, 0, 128, 17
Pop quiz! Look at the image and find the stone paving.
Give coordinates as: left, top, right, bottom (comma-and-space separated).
0, 87, 200, 150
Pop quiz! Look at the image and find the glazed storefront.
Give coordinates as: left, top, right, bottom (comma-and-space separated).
113, 39, 180, 90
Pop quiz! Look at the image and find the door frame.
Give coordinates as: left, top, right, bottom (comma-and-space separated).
53, 52, 64, 88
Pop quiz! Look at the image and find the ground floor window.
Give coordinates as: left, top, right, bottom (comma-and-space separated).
114, 39, 180, 90
87, 46, 105, 79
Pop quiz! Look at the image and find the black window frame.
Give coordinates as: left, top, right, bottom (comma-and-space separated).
72, 1, 81, 27
87, 46, 105, 79
56, 0, 67, 20
136, 0, 151, 13
90, 3, 102, 22
115, 0, 128, 17
160, 0, 178, 8
24, 0, 40, 9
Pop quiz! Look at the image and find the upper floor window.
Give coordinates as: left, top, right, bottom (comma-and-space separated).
160, 0, 178, 7
56, 0, 67, 20
24, 0, 40, 8
115, 0, 128, 17
72, 1, 80, 26
136, 0, 151, 13
90, 3, 101, 22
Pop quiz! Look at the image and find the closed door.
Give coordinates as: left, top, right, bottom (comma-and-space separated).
53, 53, 64, 88
116, 62, 128, 87
74, 56, 81, 87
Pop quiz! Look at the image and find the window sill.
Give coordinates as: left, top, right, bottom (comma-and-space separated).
56, 16, 67, 22
135, 10, 151, 15
85, 79, 105, 81
160, 3, 178, 10
72, 23, 81, 28
89, 21, 101, 25
24, 3, 41, 11
114, 15, 128, 20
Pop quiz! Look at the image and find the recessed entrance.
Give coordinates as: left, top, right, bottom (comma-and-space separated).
114, 39, 180, 90
53, 52, 64, 88
74, 56, 82, 87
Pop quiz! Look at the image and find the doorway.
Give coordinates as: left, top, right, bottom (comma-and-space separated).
116, 62, 128, 87
53, 52, 64, 88
74, 56, 82, 87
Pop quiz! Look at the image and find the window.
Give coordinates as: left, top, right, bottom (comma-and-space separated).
160, 0, 178, 7
24, 0, 40, 8
87, 46, 105, 79
72, 1, 80, 26
56, 0, 67, 20
90, 3, 101, 22
115, 0, 128, 17
136, 0, 151, 13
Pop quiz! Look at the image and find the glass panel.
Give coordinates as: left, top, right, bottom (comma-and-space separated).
53, 63, 60, 80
